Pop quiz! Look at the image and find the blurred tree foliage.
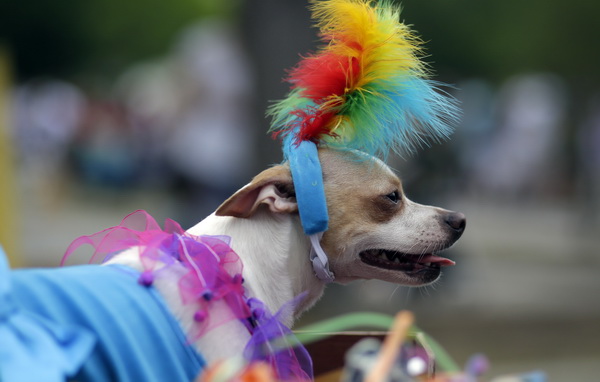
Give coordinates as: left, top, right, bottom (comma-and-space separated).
0, 0, 598, 85
400, 0, 600, 85
0, 0, 237, 81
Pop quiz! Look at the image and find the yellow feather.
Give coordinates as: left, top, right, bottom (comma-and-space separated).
309, 0, 426, 92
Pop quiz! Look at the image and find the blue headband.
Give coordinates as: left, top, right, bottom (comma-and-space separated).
283, 135, 335, 283
283, 136, 328, 236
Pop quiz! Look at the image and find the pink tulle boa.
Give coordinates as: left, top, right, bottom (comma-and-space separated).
62, 210, 312, 380
62, 210, 248, 341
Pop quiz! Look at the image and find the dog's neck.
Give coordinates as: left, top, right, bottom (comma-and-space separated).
187, 208, 325, 326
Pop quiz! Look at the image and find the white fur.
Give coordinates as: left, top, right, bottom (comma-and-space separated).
187, 209, 324, 321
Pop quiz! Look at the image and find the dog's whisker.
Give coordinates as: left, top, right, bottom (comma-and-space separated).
387, 284, 403, 303
419, 242, 434, 258
405, 241, 421, 255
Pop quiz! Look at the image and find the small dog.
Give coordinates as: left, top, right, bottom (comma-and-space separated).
0, 147, 464, 381
111, 147, 465, 365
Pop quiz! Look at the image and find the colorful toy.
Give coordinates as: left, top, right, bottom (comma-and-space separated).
198, 311, 547, 382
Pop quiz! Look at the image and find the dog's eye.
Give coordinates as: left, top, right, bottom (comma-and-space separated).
385, 191, 400, 204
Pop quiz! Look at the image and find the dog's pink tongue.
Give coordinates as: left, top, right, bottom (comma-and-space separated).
421, 254, 456, 267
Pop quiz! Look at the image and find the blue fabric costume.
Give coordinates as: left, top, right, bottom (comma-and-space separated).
0, 246, 205, 382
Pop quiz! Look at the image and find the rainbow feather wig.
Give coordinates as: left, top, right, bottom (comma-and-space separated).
268, 0, 459, 158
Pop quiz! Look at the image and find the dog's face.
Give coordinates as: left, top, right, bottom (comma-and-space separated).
216, 148, 465, 287
317, 149, 464, 286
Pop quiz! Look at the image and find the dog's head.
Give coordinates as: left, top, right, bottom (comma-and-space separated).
217, 148, 465, 287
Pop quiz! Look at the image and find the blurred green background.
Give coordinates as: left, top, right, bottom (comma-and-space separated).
3, 0, 600, 83
1, 0, 599, 380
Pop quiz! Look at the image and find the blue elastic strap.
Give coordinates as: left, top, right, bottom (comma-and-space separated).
283, 136, 329, 235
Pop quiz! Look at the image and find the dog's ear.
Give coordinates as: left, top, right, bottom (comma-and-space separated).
216, 164, 297, 218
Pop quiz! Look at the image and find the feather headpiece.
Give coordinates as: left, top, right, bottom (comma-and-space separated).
266, 0, 460, 282
268, 0, 458, 158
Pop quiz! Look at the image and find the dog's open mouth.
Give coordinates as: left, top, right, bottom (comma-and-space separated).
359, 249, 455, 273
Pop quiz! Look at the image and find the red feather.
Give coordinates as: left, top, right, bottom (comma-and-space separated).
289, 52, 360, 102
291, 108, 338, 144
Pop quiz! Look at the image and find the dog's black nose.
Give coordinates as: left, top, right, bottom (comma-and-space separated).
444, 212, 466, 233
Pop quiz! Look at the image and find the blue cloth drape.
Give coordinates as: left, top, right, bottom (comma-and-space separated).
0, 246, 205, 382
